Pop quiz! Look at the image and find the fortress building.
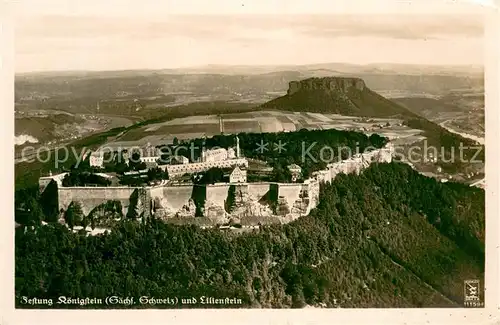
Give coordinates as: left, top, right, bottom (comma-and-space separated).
89, 152, 104, 168
200, 136, 240, 162
287, 164, 302, 182
162, 158, 248, 178
230, 166, 247, 183
236, 136, 240, 158
169, 155, 189, 165
39, 171, 68, 193
163, 135, 245, 178
138, 143, 161, 164
45, 143, 394, 226
219, 115, 224, 134
201, 148, 229, 163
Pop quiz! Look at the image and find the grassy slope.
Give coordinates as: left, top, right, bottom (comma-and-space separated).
15, 114, 85, 141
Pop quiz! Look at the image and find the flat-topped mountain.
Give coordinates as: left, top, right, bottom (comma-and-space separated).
262, 76, 417, 118
287, 77, 366, 95
261, 76, 484, 175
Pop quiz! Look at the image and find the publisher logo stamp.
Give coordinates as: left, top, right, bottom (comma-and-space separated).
464, 279, 484, 307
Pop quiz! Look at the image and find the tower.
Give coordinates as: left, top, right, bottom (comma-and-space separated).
219, 115, 224, 135
201, 136, 207, 162
236, 135, 240, 158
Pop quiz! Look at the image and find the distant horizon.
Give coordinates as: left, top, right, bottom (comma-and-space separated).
15, 61, 485, 76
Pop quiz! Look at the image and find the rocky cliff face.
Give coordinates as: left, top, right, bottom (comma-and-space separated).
154, 197, 197, 219
287, 77, 366, 96
260, 76, 376, 116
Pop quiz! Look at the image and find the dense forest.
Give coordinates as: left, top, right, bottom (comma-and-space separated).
15, 162, 484, 308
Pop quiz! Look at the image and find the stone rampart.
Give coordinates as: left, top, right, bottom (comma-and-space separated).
158, 185, 194, 212
205, 183, 231, 208
39, 172, 68, 193
278, 183, 303, 210
58, 186, 137, 216
247, 183, 271, 202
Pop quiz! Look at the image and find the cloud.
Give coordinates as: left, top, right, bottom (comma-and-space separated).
14, 13, 484, 72
16, 14, 483, 44
290, 15, 483, 40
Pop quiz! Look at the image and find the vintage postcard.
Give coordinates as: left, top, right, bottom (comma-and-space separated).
2, 0, 499, 324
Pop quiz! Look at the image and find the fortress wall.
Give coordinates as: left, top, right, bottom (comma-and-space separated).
362, 150, 378, 162
344, 160, 358, 174
298, 182, 314, 215
326, 167, 336, 183
39, 173, 68, 193
206, 184, 230, 207
162, 185, 194, 211
58, 187, 137, 216
247, 183, 271, 201
307, 180, 320, 210
39, 179, 52, 193
149, 186, 164, 199
352, 157, 363, 174
278, 183, 303, 208
54, 147, 393, 222
233, 183, 249, 203
379, 148, 392, 163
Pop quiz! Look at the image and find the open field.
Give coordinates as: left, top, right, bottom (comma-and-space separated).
102, 110, 420, 150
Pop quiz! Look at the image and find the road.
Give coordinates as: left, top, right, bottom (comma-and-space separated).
439, 120, 484, 145
439, 119, 485, 189
470, 178, 485, 188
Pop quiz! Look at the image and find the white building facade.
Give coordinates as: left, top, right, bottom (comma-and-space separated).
89, 152, 104, 168
230, 166, 247, 183
201, 148, 228, 163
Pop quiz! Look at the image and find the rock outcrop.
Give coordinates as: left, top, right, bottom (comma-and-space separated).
154, 196, 197, 219
176, 199, 197, 218
287, 77, 366, 96
261, 76, 412, 118
204, 201, 229, 223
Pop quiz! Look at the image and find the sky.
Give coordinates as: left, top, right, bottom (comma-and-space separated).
11, 0, 486, 72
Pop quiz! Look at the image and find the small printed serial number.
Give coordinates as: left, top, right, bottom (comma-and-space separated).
464, 301, 484, 308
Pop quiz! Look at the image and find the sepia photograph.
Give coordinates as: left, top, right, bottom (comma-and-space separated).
3, 0, 499, 323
